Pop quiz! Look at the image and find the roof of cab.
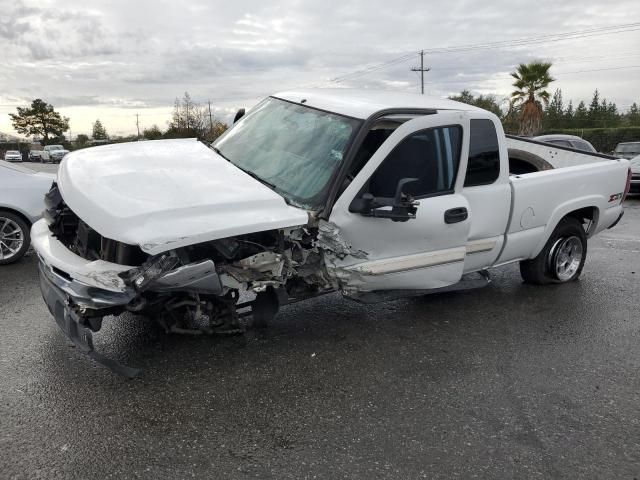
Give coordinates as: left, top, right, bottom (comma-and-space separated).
272, 88, 484, 120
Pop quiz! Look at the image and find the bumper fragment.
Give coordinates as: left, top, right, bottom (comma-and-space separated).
38, 260, 140, 378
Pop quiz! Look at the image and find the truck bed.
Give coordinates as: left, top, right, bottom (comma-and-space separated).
506, 135, 618, 170
495, 157, 628, 265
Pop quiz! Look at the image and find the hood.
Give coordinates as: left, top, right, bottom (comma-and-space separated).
57, 139, 309, 255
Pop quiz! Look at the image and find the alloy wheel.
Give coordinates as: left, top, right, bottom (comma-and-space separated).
0, 217, 25, 261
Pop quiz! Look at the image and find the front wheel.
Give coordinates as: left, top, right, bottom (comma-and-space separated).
520, 217, 587, 284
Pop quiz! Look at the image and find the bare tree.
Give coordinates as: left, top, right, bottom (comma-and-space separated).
167, 92, 208, 140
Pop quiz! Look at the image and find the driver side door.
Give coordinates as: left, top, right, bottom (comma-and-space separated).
327, 111, 471, 293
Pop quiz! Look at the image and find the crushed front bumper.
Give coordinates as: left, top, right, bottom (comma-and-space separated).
38, 259, 140, 377
33, 216, 142, 377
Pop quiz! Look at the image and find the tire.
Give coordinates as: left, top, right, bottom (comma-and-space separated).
519, 217, 587, 285
0, 212, 31, 265
252, 287, 280, 329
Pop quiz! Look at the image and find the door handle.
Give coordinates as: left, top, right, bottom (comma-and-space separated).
444, 207, 468, 224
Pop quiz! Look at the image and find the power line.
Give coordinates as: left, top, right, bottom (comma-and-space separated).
419, 64, 640, 86
325, 23, 640, 86
416, 24, 640, 56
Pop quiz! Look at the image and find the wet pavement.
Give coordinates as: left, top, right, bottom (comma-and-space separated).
1, 199, 639, 479
20, 161, 59, 174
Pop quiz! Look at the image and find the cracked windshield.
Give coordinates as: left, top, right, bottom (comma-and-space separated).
214, 97, 360, 207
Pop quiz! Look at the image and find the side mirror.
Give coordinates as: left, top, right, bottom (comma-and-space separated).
233, 108, 246, 124
349, 177, 420, 222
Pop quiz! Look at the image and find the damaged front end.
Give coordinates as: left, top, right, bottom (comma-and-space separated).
35, 183, 340, 376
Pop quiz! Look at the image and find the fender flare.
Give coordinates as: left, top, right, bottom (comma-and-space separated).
529, 196, 602, 258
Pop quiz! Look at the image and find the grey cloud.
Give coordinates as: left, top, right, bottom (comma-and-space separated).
0, 1, 120, 60
0, 0, 638, 135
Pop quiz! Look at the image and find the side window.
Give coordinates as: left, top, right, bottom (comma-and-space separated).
549, 140, 573, 148
368, 126, 462, 198
464, 119, 500, 187
572, 140, 594, 152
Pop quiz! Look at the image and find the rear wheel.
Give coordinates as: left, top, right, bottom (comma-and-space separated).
0, 212, 30, 265
519, 217, 587, 284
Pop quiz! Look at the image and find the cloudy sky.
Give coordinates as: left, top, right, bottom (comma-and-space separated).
1, 0, 639, 137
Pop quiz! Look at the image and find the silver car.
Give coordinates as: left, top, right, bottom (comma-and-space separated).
0, 161, 55, 264
614, 142, 640, 160
533, 134, 597, 153
4, 150, 23, 162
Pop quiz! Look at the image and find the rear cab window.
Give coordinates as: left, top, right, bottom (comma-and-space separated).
464, 119, 500, 187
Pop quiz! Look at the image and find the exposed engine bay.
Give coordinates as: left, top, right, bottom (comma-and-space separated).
43, 183, 347, 346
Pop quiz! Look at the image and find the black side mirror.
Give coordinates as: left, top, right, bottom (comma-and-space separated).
233, 108, 246, 124
349, 177, 420, 222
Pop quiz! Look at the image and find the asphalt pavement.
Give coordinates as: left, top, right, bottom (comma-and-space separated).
1, 170, 639, 478
20, 161, 60, 174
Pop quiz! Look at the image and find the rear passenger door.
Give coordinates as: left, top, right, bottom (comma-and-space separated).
329, 111, 472, 292
460, 115, 511, 272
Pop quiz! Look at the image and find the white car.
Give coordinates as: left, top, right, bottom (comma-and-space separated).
31, 89, 631, 376
41, 145, 69, 163
4, 150, 23, 162
0, 161, 55, 264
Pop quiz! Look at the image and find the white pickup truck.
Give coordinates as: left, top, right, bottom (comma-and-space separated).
40, 144, 70, 163
32, 89, 632, 376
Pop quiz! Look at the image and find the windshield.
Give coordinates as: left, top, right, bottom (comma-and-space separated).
616, 143, 640, 153
6, 150, 20, 155
49, 145, 64, 151
214, 97, 361, 208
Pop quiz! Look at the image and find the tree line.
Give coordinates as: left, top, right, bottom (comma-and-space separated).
8, 92, 229, 149
8, 64, 639, 147
448, 61, 639, 136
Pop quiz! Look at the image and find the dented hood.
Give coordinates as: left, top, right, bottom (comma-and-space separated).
57, 139, 309, 254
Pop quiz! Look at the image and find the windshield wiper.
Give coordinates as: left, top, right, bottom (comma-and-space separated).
236, 166, 277, 190
211, 146, 230, 162
211, 145, 277, 190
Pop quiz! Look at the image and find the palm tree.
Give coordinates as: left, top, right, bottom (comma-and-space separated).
510, 62, 554, 136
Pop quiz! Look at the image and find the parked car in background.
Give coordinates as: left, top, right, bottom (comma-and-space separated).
4, 150, 23, 162
614, 142, 640, 160
0, 161, 55, 264
533, 134, 597, 153
29, 150, 43, 162
629, 155, 640, 195
41, 145, 69, 163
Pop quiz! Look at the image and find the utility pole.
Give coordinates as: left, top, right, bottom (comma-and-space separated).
411, 50, 430, 94
207, 100, 214, 131
135, 113, 140, 139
